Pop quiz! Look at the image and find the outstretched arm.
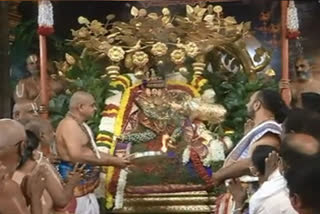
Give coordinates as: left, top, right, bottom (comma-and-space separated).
211, 134, 280, 186
61, 120, 130, 168
211, 158, 251, 186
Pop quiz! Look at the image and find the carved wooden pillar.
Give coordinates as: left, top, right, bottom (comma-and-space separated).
280, 0, 291, 106
0, 2, 11, 118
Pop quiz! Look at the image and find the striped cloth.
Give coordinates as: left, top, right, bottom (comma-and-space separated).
216, 120, 282, 214
224, 120, 282, 167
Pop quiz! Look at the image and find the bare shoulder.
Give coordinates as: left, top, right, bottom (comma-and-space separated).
257, 133, 280, 146
56, 117, 87, 146
2, 179, 22, 194
57, 117, 79, 133
249, 133, 280, 154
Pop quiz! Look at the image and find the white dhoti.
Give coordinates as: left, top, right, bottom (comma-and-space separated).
75, 193, 99, 214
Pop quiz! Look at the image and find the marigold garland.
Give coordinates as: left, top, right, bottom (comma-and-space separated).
191, 75, 209, 92
105, 85, 139, 208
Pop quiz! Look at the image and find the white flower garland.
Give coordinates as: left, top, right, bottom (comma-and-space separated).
114, 151, 163, 209
114, 169, 128, 209
99, 91, 122, 132
182, 146, 191, 165
203, 138, 225, 167
38, 0, 54, 28
287, 1, 299, 32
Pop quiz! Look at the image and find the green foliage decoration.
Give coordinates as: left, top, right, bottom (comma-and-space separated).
204, 69, 277, 144
49, 55, 114, 134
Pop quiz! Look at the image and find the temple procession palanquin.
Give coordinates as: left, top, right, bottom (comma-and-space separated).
54, 3, 273, 213
96, 73, 226, 213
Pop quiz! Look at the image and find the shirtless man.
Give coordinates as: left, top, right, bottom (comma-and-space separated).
56, 91, 130, 214
0, 119, 45, 214
14, 119, 84, 214
14, 54, 65, 105
290, 57, 320, 107
12, 100, 39, 121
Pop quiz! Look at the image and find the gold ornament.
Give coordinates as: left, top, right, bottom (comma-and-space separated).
132, 51, 149, 67
71, 27, 90, 38
54, 61, 70, 74
105, 65, 120, 80
124, 53, 133, 69
139, 9, 147, 17
151, 42, 168, 57
148, 13, 159, 20
65, 53, 76, 65
213, 5, 223, 14
157, 60, 164, 66
179, 67, 189, 76
170, 49, 186, 65
134, 68, 145, 79
194, 103, 226, 124
185, 42, 199, 58
90, 20, 107, 36
265, 68, 276, 77
98, 41, 111, 50
192, 62, 206, 75
107, 46, 125, 62
162, 8, 171, 16
78, 16, 90, 25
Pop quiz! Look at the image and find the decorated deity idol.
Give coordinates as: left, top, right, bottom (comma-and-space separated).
100, 71, 230, 209
120, 70, 187, 153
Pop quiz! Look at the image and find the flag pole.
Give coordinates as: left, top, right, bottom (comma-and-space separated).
39, 34, 49, 119
280, 0, 291, 106
38, 0, 54, 118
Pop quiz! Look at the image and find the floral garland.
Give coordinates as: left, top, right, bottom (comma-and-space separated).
114, 143, 131, 209
287, 0, 300, 39
110, 75, 132, 90
105, 85, 140, 208
191, 75, 209, 93
96, 91, 123, 149
38, 0, 54, 36
189, 148, 212, 184
167, 81, 200, 97
115, 151, 163, 209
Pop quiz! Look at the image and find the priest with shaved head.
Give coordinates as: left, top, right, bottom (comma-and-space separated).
0, 119, 45, 214
56, 91, 131, 214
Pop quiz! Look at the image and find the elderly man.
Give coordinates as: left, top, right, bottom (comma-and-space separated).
14, 54, 65, 105
12, 100, 39, 121
290, 57, 320, 108
56, 91, 130, 214
0, 119, 45, 214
